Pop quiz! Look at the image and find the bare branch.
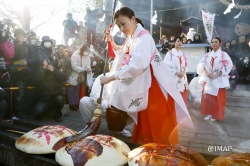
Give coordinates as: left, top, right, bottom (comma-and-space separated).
32, 5, 68, 29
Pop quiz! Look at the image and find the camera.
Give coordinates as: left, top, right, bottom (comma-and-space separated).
0, 23, 8, 37
0, 19, 13, 44
46, 59, 52, 65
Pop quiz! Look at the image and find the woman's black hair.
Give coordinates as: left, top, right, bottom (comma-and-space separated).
172, 36, 183, 48
136, 18, 144, 27
79, 44, 90, 56
114, 7, 144, 27
182, 37, 187, 44
211, 37, 222, 44
114, 7, 134, 20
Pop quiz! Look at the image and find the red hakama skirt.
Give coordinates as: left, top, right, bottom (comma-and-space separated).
131, 66, 178, 145
201, 88, 226, 121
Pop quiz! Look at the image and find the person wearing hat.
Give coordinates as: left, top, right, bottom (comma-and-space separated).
11, 28, 32, 118
33, 59, 66, 122
84, 8, 97, 46
37, 36, 54, 66
62, 13, 78, 46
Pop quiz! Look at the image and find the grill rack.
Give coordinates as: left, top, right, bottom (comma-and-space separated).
0, 120, 60, 166
0, 119, 229, 165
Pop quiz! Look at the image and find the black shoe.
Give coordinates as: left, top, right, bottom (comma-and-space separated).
74, 105, 79, 110
69, 105, 77, 111
54, 117, 62, 122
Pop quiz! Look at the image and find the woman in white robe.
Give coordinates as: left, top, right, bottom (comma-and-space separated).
164, 37, 189, 107
197, 37, 233, 121
100, 7, 193, 145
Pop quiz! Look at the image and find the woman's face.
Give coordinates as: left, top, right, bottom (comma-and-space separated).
231, 40, 236, 45
195, 35, 199, 40
115, 15, 137, 36
225, 42, 230, 48
232, 65, 236, 70
182, 38, 187, 43
174, 38, 182, 49
211, 38, 221, 50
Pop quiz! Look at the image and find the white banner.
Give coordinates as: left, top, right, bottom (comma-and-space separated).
202, 11, 215, 44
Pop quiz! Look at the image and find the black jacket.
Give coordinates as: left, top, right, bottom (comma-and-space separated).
191, 33, 203, 44
235, 43, 250, 59
13, 40, 28, 61
37, 45, 52, 67
27, 44, 39, 74
35, 68, 66, 101
62, 19, 78, 36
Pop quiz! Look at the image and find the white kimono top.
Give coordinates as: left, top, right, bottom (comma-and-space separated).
107, 24, 193, 128
197, 49, 233, 96
164, 48, 188, 92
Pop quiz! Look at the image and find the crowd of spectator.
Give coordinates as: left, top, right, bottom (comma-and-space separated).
0, 19, 105, 123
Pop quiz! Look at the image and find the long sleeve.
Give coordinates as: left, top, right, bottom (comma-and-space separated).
64, 57, 72, 79
183, 52, 189, 72
220, 52, 233, 76
114, 34, 153, 79
197, 54, 206, 75
71, 52, 85, 73
52, 69, 67, 84
90, 75, 102, 104
164, 51, 178, 76
0, 41, 14, 60
27, 46, 38, 67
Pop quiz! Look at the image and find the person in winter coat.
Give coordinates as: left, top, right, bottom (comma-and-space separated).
26, 31, 39, 76
34, 59, 66, 122
37, 36, 54, 66
54, 44, 72, 95
67, 44, 91, 111
63, 13, 78, 46
191, 33, 203, 44
11, 28, 32, 118
0, 21, 14, 121
235, 36, 250, 71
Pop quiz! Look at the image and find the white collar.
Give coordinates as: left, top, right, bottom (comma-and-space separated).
129, 24, 145, 40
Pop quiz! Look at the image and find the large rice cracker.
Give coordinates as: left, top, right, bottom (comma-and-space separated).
15, 125, 76, 154
55, 134, 130, 166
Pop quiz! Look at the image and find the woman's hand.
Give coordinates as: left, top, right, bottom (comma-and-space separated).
105, 30, 120, 51
207, 74, 216, 80
202, 68, 209, 76
21, 60, 28, 67
100, 75, 115, 85
176, 71, 185, 78
105, 31, 114, 43
208, 72, 222, 80
85, 67, 92, 73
